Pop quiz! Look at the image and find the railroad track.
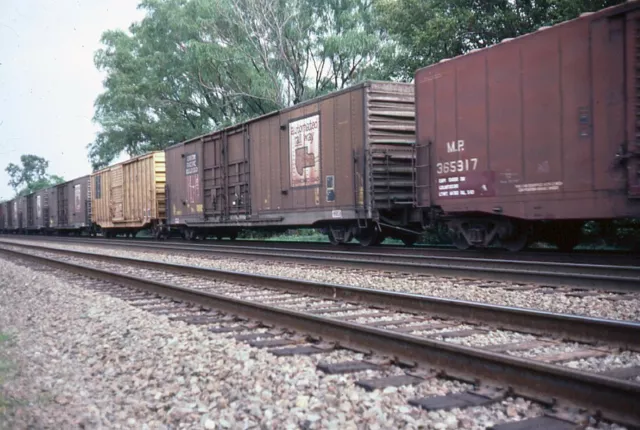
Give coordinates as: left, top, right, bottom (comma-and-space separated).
1, 242, 639, 429
3, 236, 640, 292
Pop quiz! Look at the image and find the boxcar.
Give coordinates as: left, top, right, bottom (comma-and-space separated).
415, 2, 640, 251
48, 176, 92, 233
90, 151, 166, 237
16, 195, 27, 232
0, 202, 5, 233
165, 81, 419, 245
26, 189, 49, 232
2, 200, 15, 232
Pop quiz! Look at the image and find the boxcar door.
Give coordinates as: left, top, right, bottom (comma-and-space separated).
182, 139, 204, 222
57, 188, 68, 227
205, 134, 226, 221
226, 126, 251, 220
110, 166, 124, 222
27, 195, 34, 228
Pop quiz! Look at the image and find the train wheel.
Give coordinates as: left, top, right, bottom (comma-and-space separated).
328, 226, 352, 245
451, 233, 471, 250
501, 232, 529, 252
356, 227, 379, 247
229, 231, 238, 241
327, 230, 340, 245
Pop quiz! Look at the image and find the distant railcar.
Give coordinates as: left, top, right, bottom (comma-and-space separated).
415, 1, 640, 250
165, 81, 420, 245
25, 189, 49, 232
0, 202, 5, 233
90, 151, 167, 237
47, 176, 92, 234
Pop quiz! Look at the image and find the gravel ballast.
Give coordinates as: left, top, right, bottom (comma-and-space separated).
0, 255, 629, 429
0, 238, 638, 322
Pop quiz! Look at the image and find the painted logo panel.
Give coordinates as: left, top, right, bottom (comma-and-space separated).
75, 184, 82, 212
37, 195, 41, 218
289, 114, 320, 188
185, 153, 200, 205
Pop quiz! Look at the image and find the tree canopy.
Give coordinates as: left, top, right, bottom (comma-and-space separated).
89, 0, 625, 169
375, 0, 625, 79
89, 0, 390, 170
5, 155, 65, 197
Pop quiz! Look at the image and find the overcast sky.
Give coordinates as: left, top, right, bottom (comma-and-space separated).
0, 0, 144, 200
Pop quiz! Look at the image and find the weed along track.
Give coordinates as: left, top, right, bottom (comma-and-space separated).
1, 243, 640, 429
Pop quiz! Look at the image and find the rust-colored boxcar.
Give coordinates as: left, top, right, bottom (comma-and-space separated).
26, 189, 49, 231
165, 81, 417, 245
16, 195, 27, 231
2, 200, 15, 231
48, 176, 91, 232
0, 202, 5, 232
90, 151, 166, 237
415, 2, 640, 250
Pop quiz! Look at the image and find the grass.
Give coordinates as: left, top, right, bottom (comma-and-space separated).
0, 332, 16, 420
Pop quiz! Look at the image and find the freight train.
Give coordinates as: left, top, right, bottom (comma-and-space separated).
1, 2, 639, 251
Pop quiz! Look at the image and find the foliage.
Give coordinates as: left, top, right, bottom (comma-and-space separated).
89, 0, 391, 170
5, 155, 65, 197
375, 0, 626, 79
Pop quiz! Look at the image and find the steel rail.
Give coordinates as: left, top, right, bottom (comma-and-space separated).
2, 241, 639, 350
5, 235, 640, 269
2, 238, 639, 292
1, 245, 639, 427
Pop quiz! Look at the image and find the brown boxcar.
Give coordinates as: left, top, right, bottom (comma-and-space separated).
415, 2, 640, 251
26, 189, 49, 231
16, 195, 27, 231
2, 200, 16, 231
90, 151, 166, 237
0, 202, 5, 233
166, 81, 417, 245
48, 176, 91, 232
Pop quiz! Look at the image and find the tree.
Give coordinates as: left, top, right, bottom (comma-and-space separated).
89, 0, 391, 171
375, 0, 626, 80
5, 155, 65, 196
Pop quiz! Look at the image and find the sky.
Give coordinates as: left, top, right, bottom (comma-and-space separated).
0, 0, 145, 200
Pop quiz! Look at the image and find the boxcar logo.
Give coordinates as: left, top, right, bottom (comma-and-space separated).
185, 153, 200, 204
185, 153, 198, 176
289, 114, 320, 188
37, 195, 41, 218
75, 185, 82, 212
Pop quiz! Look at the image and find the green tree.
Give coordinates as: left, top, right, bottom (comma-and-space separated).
89, 0, 390, 171
5, 155, 65, 196
375, 0, 625, 79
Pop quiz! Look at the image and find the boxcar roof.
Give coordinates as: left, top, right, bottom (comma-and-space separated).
415, 0, 638, 76
165, 79, 413, 151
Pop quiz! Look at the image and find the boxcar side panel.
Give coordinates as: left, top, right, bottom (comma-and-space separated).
627, 10, 640, 197
68, 176, 90, 228
30, 188, 49, 229
0, 202, 5, 231
17, 196, 27, 230
91, 152, 166, 229
415, 3, 640, 220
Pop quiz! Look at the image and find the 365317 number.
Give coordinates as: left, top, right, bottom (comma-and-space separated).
436, 158, 478, 175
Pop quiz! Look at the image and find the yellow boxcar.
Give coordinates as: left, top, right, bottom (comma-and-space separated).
91, 151, 166, 237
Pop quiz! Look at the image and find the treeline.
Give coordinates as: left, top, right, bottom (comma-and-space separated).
89, 0, 623, 170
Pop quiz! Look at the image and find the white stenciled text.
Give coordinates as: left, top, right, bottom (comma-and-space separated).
436, 158, 478, 175
446, 140, 465, 153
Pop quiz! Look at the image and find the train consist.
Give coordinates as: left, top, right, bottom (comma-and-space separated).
1, 2, 638, 251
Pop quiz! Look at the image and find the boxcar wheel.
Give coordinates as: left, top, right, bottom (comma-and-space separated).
356, 227, 379, 247
501, 232, 529, 252
451, 233, 472, 250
